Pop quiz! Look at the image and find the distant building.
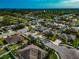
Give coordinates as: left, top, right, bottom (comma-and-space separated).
65, 28, 78, 34
17, 28, 28, 34
58, 33, 76, 41
17, 44, 48, 59
67, 34, 76, 41
5, 34, 25, 44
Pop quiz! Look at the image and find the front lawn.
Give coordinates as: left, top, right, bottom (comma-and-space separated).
0, 49, 6, 55
0, 54, 13, 59
8, 43, 20, 50
71, 38, 79, 48
0, 38, 5, 45
49, 35, 56, 42
0, 54, 10, 59
76, 20, 79, 24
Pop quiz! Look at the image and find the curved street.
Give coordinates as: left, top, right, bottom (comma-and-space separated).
42, 39, 79, 59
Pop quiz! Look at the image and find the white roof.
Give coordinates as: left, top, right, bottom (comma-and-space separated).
53, 39, 62, 46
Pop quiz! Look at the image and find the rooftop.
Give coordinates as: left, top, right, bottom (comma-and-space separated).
18, 44, 47, 53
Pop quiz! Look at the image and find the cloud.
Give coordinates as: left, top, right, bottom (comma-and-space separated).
62, 0, 79, 3
61, 0, 79, 8
47, 0, 79, 8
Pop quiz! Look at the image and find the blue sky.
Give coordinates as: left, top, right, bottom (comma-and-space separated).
0, 0, 79, 8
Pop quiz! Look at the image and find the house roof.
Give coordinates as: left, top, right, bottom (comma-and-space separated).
6, 33, 24, 43
18, 44, 47, 53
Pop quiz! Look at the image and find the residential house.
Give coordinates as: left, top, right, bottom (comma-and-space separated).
5, 34, 25, 44
17, 44, 48, 59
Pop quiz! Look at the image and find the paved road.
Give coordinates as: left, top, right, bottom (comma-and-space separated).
21, 30, 79, 59
42, 39, 79, 59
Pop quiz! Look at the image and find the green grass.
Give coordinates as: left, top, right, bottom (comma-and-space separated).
76, 20, 79, 24
0, 40, 3, 45
0, 38, 5, 45
0, 49, 6, 55
48, 52, 58, 59
8, 44, 19, 50
49, 35, 56, 42
62, 39, 67, 44
71, 38, 79, 48
0, 54, 12, 59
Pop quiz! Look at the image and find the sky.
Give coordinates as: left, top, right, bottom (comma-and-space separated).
0, 0, 79, 9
